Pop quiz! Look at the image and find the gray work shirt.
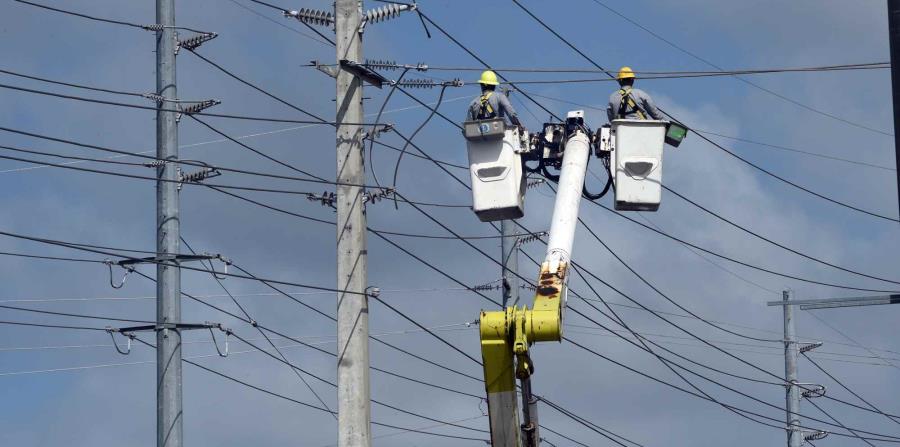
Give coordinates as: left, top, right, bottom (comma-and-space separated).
607, 87, 663, 122
466, 90, 518, 123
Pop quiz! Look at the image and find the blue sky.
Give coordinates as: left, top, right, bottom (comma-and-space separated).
2, 0, 900, 446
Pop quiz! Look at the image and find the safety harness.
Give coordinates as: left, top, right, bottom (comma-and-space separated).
476, 91, 496, 120
617, 88, 647, 120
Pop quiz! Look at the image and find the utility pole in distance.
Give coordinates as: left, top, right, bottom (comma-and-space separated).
335, 1, 371, 446
156, 0, 182, 446
501, 221, 519, 308
888, 0, 900, 213
781, 290, 802, 447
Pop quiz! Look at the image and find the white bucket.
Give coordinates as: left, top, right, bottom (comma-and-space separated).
610, 119, 667, 211
465, 126, 525, 222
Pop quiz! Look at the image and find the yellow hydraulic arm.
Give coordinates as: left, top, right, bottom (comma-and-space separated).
480, 114, 591, 447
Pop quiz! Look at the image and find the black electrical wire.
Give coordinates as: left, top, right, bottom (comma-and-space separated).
509, 0, 900, 222
0, 303, 155, 325
0, 151, 339, 197
494, 64, 889, 85
699, 129, 894, 171
369, 67, 413, 190
207, 184, 510, 239
128, 269, 485, 397
0, 319, 109, 331
222, 0, 332, 46
663, 184, 900, 286
526, 90, 894, 172
539, 396, 644, 447
224, 330, 490, 434
204, 184, 652, 443
803, 352, 900, 425
537, 424, 590, 447
0, 126, 380, 188
417, 11, 566, 122
181, 236, 336, 419
11, 0, 208, 33
0, 250, 104, 264
585, 198, 900, 293
130, 337, 490, 443
187, 116, 326, 181
563, 335, 900, 443
372, 139, 467, 170
0, 227, 371, 296
391, 84, 449, 208
805, 398, 875, 447
245, 0, 336, 45
561, 227, 900, 421
371, 61, 889, 75
585, 0, 893, 137
0, 82, 376, 126
520, 249, 792, 429
689, 129, 900, 223
185, 49, 329, 123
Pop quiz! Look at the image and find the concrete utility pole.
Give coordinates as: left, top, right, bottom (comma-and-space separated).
501, 220, 519, 308
887, 0, 900, 213
155, 0, 182, 446
782, 290, 802, 447
335, 1, 371, 446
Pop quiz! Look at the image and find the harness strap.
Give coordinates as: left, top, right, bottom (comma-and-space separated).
477, 91, 495, 119
618, 88, 647, 120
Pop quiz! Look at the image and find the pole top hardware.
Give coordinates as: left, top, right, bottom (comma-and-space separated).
176, 32, 218, 54
799, 341, 823, 353
176, 99, 220, 123
340, 60, 389, 88
364, 59, 428, 72
115, 253, 224, 267
284, 8, 335, 27
359, 2, 418, 33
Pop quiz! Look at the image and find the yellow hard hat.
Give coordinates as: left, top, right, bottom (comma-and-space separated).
478, 70, 499, 86
617, 66, 635, 81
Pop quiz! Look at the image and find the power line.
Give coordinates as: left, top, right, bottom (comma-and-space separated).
508, 0, 900, 222
803, 353, 900, 426
662, 184, 900, 287
585, 0, 893, 137
184, 49, 329, 122
586, 198, 900, 293
129, 337, 490, 443
245, 0, 336, 45
0, 82, 377, 126
692, 129, 900, 222
359, 60, 888, 75
494, 64, 889, 85
222, 0, 332, 46
10, 0, 206, 33
0, 96, 470, 175
526, 91, 893, 172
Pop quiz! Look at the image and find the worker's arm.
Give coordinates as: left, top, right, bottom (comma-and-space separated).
606, 93, 617, 122
465, 99, 478, 121
638, 91, 664, 120
497, 93, 523, 128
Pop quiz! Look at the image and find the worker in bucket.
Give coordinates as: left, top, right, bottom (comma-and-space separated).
607, 66, 663, 122
467, 70, 524, 130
